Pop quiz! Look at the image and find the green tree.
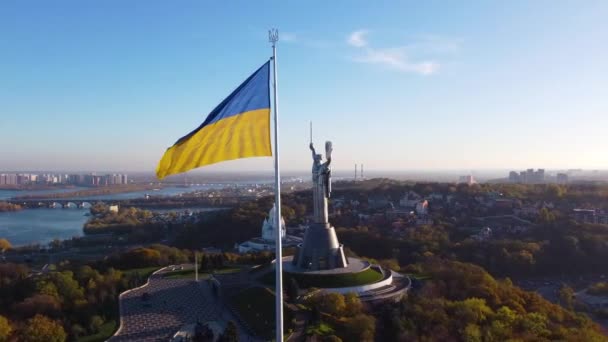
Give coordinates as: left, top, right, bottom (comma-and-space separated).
51, 271, 84, 306
0, 315, 11, 342
545, 184, 565, 198
451, 298, 493, 324
20, 314, 66, 342
315, 293, 346, 317
519, 312, 549, 338
36, 281, 59, 298
539, 208, 556, 223
463, 323, 482, 342
88, 315, 104, 333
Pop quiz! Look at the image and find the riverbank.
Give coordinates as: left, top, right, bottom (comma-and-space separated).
0, 184, 79, 191
0, 202, 23, 212
0, 205, 221, 247
12, 184, 164, 200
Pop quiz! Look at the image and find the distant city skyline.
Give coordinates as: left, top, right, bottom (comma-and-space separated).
1, 1, 607, 173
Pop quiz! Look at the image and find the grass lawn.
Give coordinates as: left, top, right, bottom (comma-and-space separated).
261, 267, 384, 288
163, 269, 210, 280
163, 266, 241, 279
229, 287, 294, 339
76, 321, 117, 342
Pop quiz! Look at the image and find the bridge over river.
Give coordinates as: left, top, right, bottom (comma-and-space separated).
7, 195, 258, 209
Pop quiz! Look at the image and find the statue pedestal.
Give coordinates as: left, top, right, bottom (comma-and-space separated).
292, 223, 348, 270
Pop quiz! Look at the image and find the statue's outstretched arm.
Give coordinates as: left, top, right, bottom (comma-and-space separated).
309, 142, 316, 159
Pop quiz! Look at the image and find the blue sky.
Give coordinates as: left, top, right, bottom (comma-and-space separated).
1, 1, 607, 173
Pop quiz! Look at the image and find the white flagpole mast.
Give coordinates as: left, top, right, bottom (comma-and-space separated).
269, 28, 284, 342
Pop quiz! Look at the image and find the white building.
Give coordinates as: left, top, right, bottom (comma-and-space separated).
237, 204, 292, 253
261, 204, 286, 241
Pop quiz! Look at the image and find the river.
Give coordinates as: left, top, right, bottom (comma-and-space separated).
0, 184, 246, 246
0, 184, 226, 201
0, 208, 90, 246
0, 206, 224, 247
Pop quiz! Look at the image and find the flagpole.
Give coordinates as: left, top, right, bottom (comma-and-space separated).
269, 28, 284, 342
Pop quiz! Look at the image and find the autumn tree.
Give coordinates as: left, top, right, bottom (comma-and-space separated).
13, 294, 61, 319
342, 314, 376, 341
449, 298, 494, 325
89, 203, 108, 215
343, 292, 363, 317
558, 284, 575, 310
311, 293, 346, 317
20, 314, 66, 342
0, 238, 11, 253
0, 315, 11, 342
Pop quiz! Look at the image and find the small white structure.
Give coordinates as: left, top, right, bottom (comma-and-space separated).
237, 204, 292, 253
262, 203, 286, 241
109, 205, 119, 213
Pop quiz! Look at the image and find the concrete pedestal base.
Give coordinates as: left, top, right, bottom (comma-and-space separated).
292, 223, 348, 270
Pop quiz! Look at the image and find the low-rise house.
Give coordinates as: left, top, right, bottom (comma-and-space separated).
572, 209, 608, 224
399, 191, 422, 208
427, 192, 444, 201
368, 194, 391, 209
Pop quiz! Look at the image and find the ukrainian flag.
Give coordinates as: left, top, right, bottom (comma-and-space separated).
156, 61, 272, 179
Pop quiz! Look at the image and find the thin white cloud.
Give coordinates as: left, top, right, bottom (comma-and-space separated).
347, 30, 369, 48
347, 29, 443, 75
354, 47, 440, 75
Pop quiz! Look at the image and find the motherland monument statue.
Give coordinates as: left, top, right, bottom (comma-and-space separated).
292, 131, 348, 270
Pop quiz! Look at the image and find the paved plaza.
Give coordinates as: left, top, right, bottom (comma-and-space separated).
110, 266, 254, 342
282, 256, 370, 274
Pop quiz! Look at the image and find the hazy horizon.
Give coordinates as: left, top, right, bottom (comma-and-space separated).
3, 167, 608, 184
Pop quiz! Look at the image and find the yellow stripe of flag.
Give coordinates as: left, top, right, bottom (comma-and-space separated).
156, 61, 271, 179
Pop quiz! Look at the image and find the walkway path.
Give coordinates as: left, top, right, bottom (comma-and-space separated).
110, 265, 256, 341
